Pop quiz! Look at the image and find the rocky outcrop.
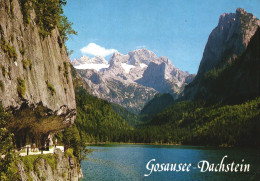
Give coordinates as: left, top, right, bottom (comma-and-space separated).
136, 60, 193, 95
183, 8, 260, 101
137, 62, 167, 92
73, 49, 193, 113
197, 8, 260, 76
17, 149, 83, 181
188, 27, 259, 104
0, 0, 76, 147
77, 68, 157, 113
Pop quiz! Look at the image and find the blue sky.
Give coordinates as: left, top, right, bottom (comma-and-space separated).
64, 0, 260, 74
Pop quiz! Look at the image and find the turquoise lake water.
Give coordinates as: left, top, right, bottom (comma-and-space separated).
81, 144, 259, 181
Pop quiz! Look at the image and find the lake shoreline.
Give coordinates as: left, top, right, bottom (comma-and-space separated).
86, 142, 182, 146
85, 142, 259, 149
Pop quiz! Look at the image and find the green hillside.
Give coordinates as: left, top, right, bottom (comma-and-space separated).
75, 87, 132, 143
111, 103, 142, 127
135, 98, 259, 147
140, 93, 175, 122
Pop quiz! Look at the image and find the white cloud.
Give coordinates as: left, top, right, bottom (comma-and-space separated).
80, 43, 117, 57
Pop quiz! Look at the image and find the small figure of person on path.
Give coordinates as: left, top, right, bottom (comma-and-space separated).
55, 139, 58, 148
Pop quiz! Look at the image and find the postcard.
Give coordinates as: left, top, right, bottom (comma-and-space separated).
0, 0, 259, 180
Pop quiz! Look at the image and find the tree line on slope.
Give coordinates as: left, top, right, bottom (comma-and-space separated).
134, 98, 260, 147
59, 55, 260, 151
60, 82, 260, 148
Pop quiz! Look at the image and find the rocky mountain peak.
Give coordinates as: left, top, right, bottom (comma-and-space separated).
79, 55, 90, 61
109, 52, 129, 65
109, 48, 159, 66
90, 56, 108, 64
128, 49, 158, 65
236, 8, 246, 14
197, 8, 259, 76
128, 48, 156, 57
183, 8, 259, 101
71, 55, 89, 66
159, 56, 171, 64
218, 12, 236, 26
74, 49, 194, 112
218, 8, 253, 26
72, 56, 108, 66
108, 49, 177, 69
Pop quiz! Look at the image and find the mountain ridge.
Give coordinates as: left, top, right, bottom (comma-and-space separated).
72, 49, 194, 112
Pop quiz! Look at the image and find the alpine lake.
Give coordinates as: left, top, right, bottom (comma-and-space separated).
80, 144, 259, 181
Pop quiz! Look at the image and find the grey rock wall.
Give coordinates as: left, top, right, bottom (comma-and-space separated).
0, 0, 76, 147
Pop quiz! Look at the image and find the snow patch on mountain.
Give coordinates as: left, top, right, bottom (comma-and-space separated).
121, 63, 135, 73
74, 63, 109, 71
140, 63, 148, 69
72, 55, 109, 71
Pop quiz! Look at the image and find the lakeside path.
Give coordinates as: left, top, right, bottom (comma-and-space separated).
19, 146, 64, 157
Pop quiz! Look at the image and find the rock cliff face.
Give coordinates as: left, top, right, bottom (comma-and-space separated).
187, 26, 260, 104
0, 0, 76, 147
197, 8, 260, 76
73, 49, 193, 113
183, 8, 260, 101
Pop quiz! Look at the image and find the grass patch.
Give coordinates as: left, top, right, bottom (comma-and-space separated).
46, 81, 56, 95
0, 80, 4, 91
10, 34, 14, 43
19, 47, 25, 55
58, 65, 62, 72
19, 154, 58, 176
0, 161, 20, 181
22, 59, 32, 70
1, 66, 6, 77
65, 148, 74, 158
63, 61, 69, 83
8, 71, 11, 79
0, 39, 17, 61
19, 0, 31, 25
17, 77, 26, 98
20, 155, 38, 173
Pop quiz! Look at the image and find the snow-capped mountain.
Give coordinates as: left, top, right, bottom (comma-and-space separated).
72, 49, 194, 113
72, 55, 109, 71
